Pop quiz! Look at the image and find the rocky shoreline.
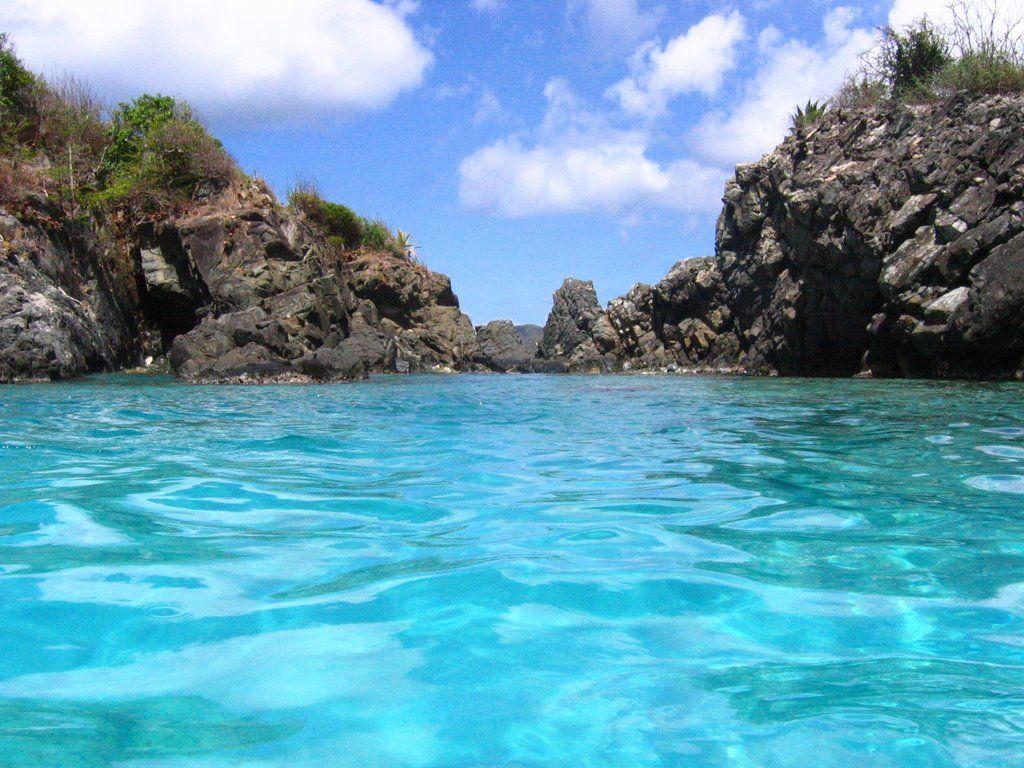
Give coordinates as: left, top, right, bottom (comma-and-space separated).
3, 94, 1024, 383
532, 94, 1024, 381
0, 180, 539, 384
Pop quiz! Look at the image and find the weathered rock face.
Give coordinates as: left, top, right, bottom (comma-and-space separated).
0, 197, 139, 382
342, 250, 480, 372
474, 320, 532, 371
10, 95, 1021, 383
154, 184, 364, 383
537, 279, 610, 370
539, 94, 1024, 379
0, 180, 485, 382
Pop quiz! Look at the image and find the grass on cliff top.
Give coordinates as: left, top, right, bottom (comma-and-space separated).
287, 181, 416, 260
789, 2, 1024, 134
0, 33, 237, 216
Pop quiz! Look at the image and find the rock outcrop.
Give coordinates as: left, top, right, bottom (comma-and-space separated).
0, 197, 140, 382
7, 94, 1024, 383
537, 279, 610, 370
0, 179, 486, 383
537, 94, 1024, 380
343, 250, 479, 373
473, 320, 534, 371
159, 184, 365, 383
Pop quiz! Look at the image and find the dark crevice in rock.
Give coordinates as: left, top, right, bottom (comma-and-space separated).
136, 225, 212, 352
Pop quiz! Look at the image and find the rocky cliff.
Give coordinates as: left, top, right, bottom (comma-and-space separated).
538, 94, 1024, 380
0, 178, 515, 383
6, 93, 1024, 383
0, 196, 140, 381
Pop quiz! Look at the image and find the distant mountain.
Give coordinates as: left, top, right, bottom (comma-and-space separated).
514, 325, 543, 354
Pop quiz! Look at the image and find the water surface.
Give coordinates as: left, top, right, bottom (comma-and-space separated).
1, 374, 1023, 767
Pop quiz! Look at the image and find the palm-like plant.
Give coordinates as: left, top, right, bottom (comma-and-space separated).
790, 99, 829, 133
395, 229, 417, 259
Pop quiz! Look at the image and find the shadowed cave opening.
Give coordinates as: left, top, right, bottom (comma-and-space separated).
136, 231, 211, 353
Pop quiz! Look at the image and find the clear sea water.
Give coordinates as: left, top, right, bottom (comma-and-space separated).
1, 374, 1024, 767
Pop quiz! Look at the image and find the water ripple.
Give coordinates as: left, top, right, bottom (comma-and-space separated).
1, 374, 1023, 767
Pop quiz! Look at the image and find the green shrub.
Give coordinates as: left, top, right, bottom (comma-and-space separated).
0, 33, 39, 149
831, 76, 888, 110
35, 77, 107, 172
104, 94, 178, 171
138, 117, 236, 199
936, 1, 1024, 95
95, 94, 237, 211
939, 51, 1024, 93
831, 4, 1024, 108
288, 183, 364, 249
874, 20, 952, 98
287, 184, 414, 257
790, 99, 828, 133
35, 78, 104, 156
360, 217, 394, 252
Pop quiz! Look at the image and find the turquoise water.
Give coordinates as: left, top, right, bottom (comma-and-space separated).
1, 375, 1024, 767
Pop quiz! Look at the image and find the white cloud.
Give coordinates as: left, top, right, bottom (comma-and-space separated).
608, 11, 747, 115
473, 91, 508, 126
568, 0, 665, 54
691, 7, 875, 166
459, 78, 726, 217
3, 0, 433, 121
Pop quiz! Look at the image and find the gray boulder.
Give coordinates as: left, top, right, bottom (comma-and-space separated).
537, 278, 607, 369
474, 320, 532, 371
0, 201, 137, 382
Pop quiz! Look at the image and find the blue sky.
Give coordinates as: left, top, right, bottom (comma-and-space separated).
4, 0, 981, 323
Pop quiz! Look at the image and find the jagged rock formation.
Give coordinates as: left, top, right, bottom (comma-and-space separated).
7, 94, 1024, 383
343, 249, 478, 373
158, 184, 363, 383
474, 320, 526, 371
539, 94, 1024, 380
536, 279, 608, 369
0, 180, 489, 383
